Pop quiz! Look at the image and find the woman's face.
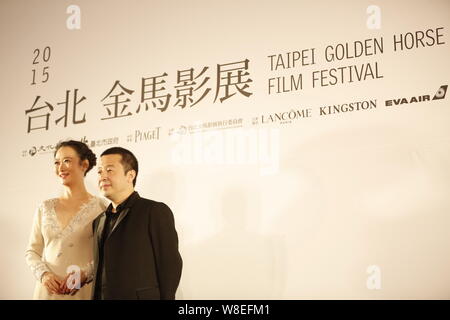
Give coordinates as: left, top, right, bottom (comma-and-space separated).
54, 146, 87, 186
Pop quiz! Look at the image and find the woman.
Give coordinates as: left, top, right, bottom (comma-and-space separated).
25, 140, 106, 299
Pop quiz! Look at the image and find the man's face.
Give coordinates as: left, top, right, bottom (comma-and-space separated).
97, 154, 133, 199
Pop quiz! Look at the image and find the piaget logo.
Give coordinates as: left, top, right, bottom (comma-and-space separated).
385, 85, 447, 106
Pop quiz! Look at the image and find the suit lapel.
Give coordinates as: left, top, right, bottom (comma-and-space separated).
108, 207, 130, 239
96, 213, 106, 245
92, 213, 106, 297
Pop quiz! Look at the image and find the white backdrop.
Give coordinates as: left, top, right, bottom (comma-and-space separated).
0, 0, 449, 299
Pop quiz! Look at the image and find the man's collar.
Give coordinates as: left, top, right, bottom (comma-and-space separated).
106, 191, 140, 213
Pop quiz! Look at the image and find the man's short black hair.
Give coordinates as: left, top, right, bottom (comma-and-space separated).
101, 147, 139, 187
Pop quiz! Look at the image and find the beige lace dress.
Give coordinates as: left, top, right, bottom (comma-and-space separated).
25, 196, 106, 300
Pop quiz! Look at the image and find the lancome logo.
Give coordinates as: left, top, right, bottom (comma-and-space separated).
253, 108, 312, 125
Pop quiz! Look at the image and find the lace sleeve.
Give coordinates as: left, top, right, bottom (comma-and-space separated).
81, 260, 94, 283
81, 197, 106, 283
25, 204, 51, 282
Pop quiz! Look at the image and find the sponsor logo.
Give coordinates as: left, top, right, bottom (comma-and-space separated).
385, 85, 447, 106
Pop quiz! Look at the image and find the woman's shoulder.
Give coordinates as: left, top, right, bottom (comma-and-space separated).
31, 198, 58, 219
39, 198, 58, 211
91, 195, 108, 211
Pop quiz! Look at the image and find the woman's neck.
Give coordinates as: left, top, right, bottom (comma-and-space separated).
61, 182, 90, 201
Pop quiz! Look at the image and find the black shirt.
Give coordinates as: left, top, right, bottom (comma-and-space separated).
94, 191, 139, 299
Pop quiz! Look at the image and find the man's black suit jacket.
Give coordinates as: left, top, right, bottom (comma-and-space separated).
91, 192, 182, 299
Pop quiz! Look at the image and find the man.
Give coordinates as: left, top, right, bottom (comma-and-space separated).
89, 147, 182, 299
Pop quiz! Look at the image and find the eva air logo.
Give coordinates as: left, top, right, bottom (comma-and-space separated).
385, 84, 447, 107
432, 85, 447, 100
